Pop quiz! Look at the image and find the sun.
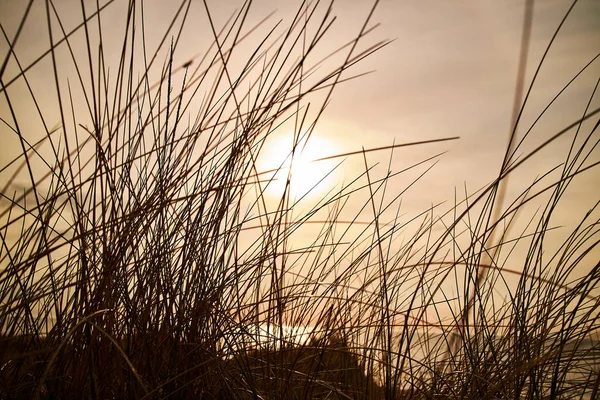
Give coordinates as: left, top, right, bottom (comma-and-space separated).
259, 133, 339, 199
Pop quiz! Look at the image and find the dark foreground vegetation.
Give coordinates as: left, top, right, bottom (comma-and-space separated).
1, 0, 599, 398
1, 332, 385, 398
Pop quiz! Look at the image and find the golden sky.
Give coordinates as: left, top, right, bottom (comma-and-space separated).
2, 0, 598, 195
1, 0, 599, 316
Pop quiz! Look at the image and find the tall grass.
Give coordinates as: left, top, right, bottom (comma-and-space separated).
1, 0, 599, 398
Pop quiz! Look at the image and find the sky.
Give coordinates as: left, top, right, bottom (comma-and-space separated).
1, 0, 599, 322
4, 0, 597, 201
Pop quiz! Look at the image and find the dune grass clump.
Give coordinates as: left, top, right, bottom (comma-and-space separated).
1, 0, 599, 398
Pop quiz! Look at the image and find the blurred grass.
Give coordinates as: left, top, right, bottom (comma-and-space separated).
1, 0, 599, 398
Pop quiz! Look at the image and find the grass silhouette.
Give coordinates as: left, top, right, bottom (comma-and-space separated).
1, 0, 599, 398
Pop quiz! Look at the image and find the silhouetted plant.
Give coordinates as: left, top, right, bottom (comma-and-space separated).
1, 0, 599, 399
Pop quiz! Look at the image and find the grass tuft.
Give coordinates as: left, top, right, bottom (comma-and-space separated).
1, 0, 599, 398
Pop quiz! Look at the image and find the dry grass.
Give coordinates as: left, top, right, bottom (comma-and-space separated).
1, 0, 599, 398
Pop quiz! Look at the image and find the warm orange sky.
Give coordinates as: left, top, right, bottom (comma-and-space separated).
2, 0, 598, 197
1, 0, 599, 311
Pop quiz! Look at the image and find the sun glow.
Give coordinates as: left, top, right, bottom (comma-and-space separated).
260, 133, 339, 199
218, 324, 321, 357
